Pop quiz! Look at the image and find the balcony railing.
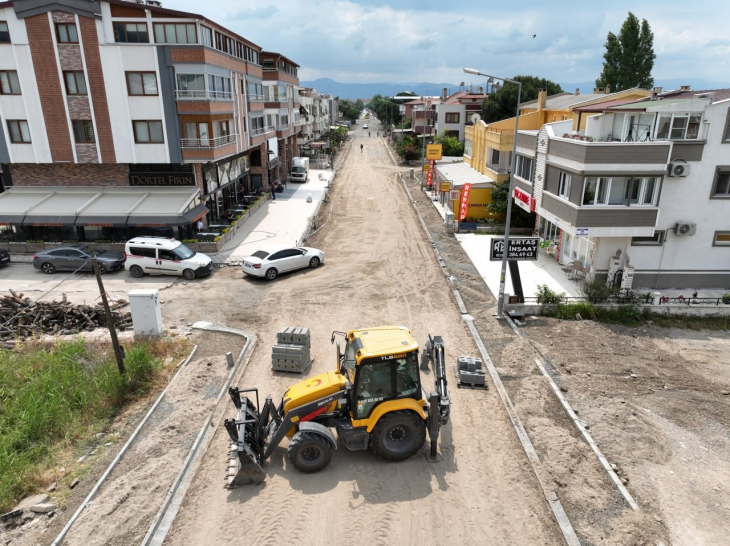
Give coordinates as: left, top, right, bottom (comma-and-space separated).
175, 90, 233, 101
248, 94, 265, 102
264, 125, 275, 133
180, 134, 237, 149
250, 127, 265, 137
276, 123, 290, 131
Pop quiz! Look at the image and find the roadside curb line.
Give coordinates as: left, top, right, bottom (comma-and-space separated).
141, 322, 257, 546
503, 315, 640, 511
399, 172, 581, 546
51, 343, 199, 546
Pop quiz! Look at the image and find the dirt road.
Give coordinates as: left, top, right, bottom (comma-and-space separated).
160, 124, 563, 545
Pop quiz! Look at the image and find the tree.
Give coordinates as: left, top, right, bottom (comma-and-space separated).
369, 94, 404, 125
433, 131, 464, 157
480, 76, 563, 123
486, 179, 535, 228
595, 12, 655, 91
339, 99, 364, 122
396, 134, 421, 161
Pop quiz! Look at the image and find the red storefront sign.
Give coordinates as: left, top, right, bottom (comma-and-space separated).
513, 187, 535, 212
459, 183, 472, 221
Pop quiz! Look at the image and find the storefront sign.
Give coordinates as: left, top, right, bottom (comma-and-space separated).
129, 174, 195, 187
426, 144, 443, 161
450, 190, 460, 201
576, 228, 589, 237
440, 182, 451, 192
490, 237, 539, 261
458, 183, 472, 221
513, 187, 535, 213
135, 223, 167, 227
32, 223, 63, 227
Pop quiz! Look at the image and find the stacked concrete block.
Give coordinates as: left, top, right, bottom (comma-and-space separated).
272, 327, 311, 373
455, 355, 486, 387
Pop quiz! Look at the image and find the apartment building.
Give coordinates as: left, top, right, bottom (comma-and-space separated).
433, 88, 486, 142
514, 88, 730, 288
0, 0, 301, 242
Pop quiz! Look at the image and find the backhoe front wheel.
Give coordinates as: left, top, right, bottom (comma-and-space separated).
370, 411, 426, 461
287, 431, 333, 473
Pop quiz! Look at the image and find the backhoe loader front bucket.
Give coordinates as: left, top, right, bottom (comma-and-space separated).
224, 387, 270, 487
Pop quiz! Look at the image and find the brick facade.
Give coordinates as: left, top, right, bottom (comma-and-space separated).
51, 11, 75, 23
78, 16, 116, 163
11, 164, 128, 186
75, 144, 99, 163
67, 96, 91, 119
58, 44, 83, 71
25, 14, 74, 162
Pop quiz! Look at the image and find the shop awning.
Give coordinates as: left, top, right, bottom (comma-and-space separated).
435, 162, 494, 188
0, 186, 206, 227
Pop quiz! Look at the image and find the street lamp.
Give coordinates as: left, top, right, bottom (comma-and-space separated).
463, 67, 522, 317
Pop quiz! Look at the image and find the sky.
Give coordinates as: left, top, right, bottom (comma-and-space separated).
168, 0, 730, 85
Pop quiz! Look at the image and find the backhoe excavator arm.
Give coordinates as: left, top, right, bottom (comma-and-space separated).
421, 335, 451, 459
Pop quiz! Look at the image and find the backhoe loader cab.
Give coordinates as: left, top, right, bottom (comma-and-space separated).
224, 326, 450, 486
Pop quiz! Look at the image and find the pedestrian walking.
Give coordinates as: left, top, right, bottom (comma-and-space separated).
368, 131, 371, 138
196, 219, 204, 233
270, 182, 276, 200
360, 144, 363, 153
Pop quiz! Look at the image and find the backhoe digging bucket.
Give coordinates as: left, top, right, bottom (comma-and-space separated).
224, 387, 271, 487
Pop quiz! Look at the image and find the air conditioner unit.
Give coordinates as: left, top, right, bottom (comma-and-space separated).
674, 222, 696, 236
668, 162, 690, 177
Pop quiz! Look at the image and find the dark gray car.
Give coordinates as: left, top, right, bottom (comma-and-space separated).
0, 248, 9, 267
32, 245, 125, 275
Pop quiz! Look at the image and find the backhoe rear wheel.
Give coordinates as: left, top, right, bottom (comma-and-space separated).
287, 431, 333, 473
370, 411, 426, 461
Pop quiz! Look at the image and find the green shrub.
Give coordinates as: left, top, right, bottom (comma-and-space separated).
535, 284, 567, 304
214, 236, 221, 242
221, 228, 230, 234
641, 292, 654, 303
235, 214, 243, 220
181, 239, 198, 244
551, 302, 595, 320
26, 240, 44, 244
723, 293, 730, 305
230, 221, 237, 227
579, 278, 618, 303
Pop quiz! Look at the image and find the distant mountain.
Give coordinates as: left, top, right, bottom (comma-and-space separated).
300, 78, 470, 100
302, 77, 730, 100
560, 77, 730, 95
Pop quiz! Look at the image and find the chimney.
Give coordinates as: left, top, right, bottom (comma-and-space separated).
442, 87, 448, 102
575, 88, 580, 95
651, 86, 663, 97
534, 88, 547, 112
605, 85, 611, 94
593, 87, 605, 94
477, 86, 483, 93
680, 85, 691, 91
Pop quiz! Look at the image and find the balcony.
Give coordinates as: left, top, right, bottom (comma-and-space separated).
248, 94, 265, 102
180, 134, 237, 149
175, 90, 233, 101
548, 137, 671, 174
250, 127, 265, 137
276, 123, 290, 131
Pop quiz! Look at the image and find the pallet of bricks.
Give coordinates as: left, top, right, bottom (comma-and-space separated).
272, 327, 311, 373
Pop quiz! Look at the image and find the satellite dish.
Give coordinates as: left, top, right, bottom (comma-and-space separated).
471, 113, 481, 124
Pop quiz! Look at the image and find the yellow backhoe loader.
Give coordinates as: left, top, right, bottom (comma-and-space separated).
224, 326, 450, 485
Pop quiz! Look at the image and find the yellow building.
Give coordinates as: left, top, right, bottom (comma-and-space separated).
464, 87, 654, 183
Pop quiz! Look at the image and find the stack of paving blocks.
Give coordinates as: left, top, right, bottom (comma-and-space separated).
272, 327, 311, 373
455, 355, 486, 387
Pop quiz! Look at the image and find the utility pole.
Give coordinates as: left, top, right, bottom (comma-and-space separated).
89, 244, 126, 377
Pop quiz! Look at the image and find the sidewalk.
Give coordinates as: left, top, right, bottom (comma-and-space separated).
213, 169, 333, 264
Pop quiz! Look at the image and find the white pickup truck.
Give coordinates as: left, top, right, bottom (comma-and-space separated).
290, 157, 309, 183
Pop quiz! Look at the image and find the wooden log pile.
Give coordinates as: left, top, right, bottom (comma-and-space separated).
0, 289, 132, 349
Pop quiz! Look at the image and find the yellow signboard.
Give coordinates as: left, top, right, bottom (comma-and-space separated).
440, 182, 451, 192
422, 164, 431, 172
426, 144, 443, 161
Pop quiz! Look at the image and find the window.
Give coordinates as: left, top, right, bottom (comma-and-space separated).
0, 71, 21, 95
63, 71, 87, 95
0, 22, 9, 43
355, 362, 393, 418
558, 171, 572, 199
713, 232, 730, 247
153, 23, 196, 44
7, 120, 31, 143
133, 121, 164, 143
489, 148, 500, 166
445, 112, 459, 123
125, 72, 157, 96
213, 120, 230, 138
631, 231, 665, 246
72, 120, 95, 143
711, 168, 730, 198
55, 23, 78, 43
113, 22, 149, 43
582, 177, 609, 205
129, 246, 156, 258
655, 113, 702, 140
208, 75, 231, 98
200, 25, 212, 47
724, 110, 730, 143
515, 155, 533, 182
247, 81, 263, 98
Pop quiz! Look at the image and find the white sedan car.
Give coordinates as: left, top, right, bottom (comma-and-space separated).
241, 246, 324, 280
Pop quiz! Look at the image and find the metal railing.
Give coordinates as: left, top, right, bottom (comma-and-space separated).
250, 127, 265, 136
247, 94, 265, 102
264, 125, 275, 133
180, 134, 237, 149
175, 90, 233, 101
518, 294, 728, 306
276, 123, 290, 131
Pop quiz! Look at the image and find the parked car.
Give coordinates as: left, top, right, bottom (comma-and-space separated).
363, 123, 368, 129
125, 237, 212, 280
32, 245, 125, 274
0, 248, 10, 266
241, 246, 324, 280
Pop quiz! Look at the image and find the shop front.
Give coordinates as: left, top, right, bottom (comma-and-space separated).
435, 162, 494, 223
0, 186, 206, 242
202, 151, 251, 223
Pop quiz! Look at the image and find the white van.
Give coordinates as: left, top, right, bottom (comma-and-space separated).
125, 237, 213, 280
